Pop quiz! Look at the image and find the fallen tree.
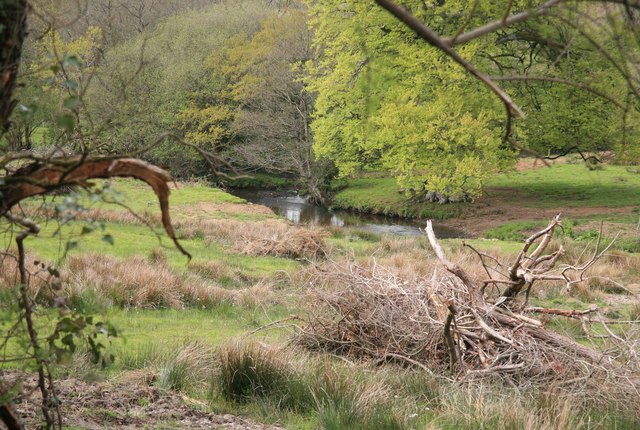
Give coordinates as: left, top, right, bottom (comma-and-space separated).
297, 216, 640, 413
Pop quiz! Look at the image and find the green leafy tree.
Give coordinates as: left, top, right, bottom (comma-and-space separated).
306, 0, 513, 200
482, 13, 630, 157
86, 1, 272, 175
307, 0, 640, 199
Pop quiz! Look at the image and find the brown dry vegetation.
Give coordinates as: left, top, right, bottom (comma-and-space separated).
0, 253, 53, 295
177, 218, 329, 260
25, 193, 329, 261
295, 227, 640, 418
27, 206, 160, 226
61, 254, 274, 309
5, 186, 640, 428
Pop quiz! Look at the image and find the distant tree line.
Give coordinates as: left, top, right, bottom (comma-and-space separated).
6, 0, 639, 202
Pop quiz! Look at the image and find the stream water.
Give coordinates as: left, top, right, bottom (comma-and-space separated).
230, 189, 465, 238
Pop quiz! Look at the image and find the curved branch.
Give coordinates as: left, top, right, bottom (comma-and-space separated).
0, 158, 191, 259
491, 75, 626, 109
374, 0, 525, 119
443, 0, 564, 46
425, 220, 481, 301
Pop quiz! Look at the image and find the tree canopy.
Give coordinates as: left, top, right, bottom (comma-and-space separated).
305, 0, 640, 198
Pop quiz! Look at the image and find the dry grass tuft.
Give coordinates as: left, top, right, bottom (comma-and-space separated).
26, 205, 159, 225
63, 254, 184, 308
176, 217, 329, 259
183, 280, 274, 309
216, 341, 297, 402
187, 260, 255, 287
0, 253, 58, 301
159, 341, 217, 392
238, 227, 329, 259
148, 247, 168, 265
435, 386, 584, 430
62, 253, 276, 309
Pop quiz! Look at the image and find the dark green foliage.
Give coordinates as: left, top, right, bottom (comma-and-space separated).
219, 173, 293, 190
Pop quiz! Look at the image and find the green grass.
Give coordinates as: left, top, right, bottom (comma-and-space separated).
331, 164, 640, 221
487, 164, 640, 208
331, 177, 461, 219
33, 179, 278, 222
104, 179, 245, 210
3, 172, 640, 429
22, 220, 297, 275
102, 307, 293, 375
484, 220, 546, 241
443, 238, 526, 255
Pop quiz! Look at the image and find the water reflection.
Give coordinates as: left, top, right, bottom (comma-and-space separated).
231, 190, 465, 238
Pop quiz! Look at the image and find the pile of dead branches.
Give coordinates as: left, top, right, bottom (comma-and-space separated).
297, 216, 640, 412
238, 227, 329, 259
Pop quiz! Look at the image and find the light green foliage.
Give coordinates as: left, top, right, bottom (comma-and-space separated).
488, 9, 631, 157
10, 25, 103, 149
176, 105, 235, 150
307, 0, 640, 199
306, 0, 513, 199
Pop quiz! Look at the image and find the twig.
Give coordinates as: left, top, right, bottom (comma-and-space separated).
374, 0, 525, 119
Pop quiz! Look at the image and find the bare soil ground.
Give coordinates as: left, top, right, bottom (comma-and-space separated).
441, 190, 635, 236
439, 158, 637, 236
2, 372, 284, 430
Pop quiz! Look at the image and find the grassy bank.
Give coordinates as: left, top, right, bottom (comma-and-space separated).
331, 163, 640, 223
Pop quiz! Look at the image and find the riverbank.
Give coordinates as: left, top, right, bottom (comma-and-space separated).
229, 188, 465, 237
331, 163, 640, 240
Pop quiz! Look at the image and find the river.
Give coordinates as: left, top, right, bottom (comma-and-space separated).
230, 189, 465, 238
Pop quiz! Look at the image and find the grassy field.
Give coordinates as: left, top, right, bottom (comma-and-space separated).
331, 163, 640, 225
331, 177, 463, 220
2, 178, 640, 429
488, 164, 640, 208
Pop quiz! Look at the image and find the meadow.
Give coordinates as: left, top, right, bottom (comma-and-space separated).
1, 165, 640, 429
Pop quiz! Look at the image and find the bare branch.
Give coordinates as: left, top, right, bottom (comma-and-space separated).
491, 75, 626, 109
1, 158, 191, 259
374, 0, 525, 119
425, 220, 479, 296
443, 0, 565, 46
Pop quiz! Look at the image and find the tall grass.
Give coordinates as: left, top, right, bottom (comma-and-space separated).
213, 342, 407, 428
62, 253, 275, 309
158, 342, 216, 392
311, 365, 405, 430
214, 342, 312, 411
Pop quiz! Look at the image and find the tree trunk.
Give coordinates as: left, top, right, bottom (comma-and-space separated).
0, 0, 29, 133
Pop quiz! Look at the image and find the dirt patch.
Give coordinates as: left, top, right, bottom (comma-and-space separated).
515, 157, 555, 171
2, 372, 284, 430
439, 189, 636, 237
189, 202, 275, 217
